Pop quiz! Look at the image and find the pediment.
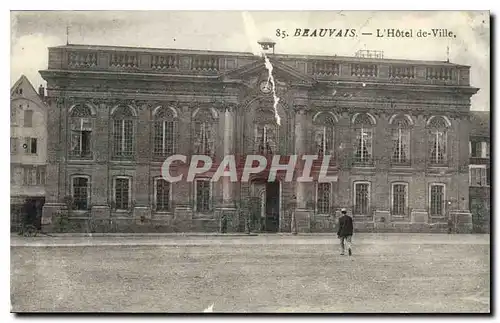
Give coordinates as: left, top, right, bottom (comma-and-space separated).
221, 58, 316, 87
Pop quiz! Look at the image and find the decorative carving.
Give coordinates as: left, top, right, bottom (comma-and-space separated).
68, 52, 98, 69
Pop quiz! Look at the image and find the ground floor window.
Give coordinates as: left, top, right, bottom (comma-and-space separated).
72, 176, 90, 210
353, 182, 370, 215
195, 179, 211, 213
155, 178, 171, 212
115, 177, 131, 210
391, 183, 408, 216
429, 184, 445, 216
316, 183, 331, 214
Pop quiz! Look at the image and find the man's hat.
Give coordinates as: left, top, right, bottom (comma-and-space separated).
341, 208, 347, 213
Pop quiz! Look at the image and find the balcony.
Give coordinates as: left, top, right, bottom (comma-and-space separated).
46, 44, 472, 86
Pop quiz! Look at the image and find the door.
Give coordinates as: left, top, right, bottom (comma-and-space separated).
265, 181, 280, 232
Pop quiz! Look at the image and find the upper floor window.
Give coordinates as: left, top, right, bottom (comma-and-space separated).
470, 141, 489, 158
69, 105, 93, 160
112, 106, 136, 160
153, 107, 177, 159
313, 112, 336, 157
23, 137, 37, 155
429, 183, 445, 217
72, 176, 90, 210
427, 116, 450, 166
24, 110, 33, 127
469, 165, 489, 187
390, 115, 412, 165
22, 165, 45, 186
193, 108, 217, 156
352, 113, 375, 166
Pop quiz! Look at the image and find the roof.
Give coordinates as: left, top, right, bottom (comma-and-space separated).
10, 75, 39, 97
49, 43, 470, 67
470, 111, 490, 137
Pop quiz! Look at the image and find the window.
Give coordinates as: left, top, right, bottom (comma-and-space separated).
429, 184, 445, 217
195, 179, 212, 213
470, 165, 488, 187
471, 141, 489, 158
353, 114, 374, 166
112, 106, 135, 159
23, 137, 37, 154
22, 166, 45, 185
11, 107, 17, 125
69, 105, 93, 159
316, 182, 331, 214
391, 183, 408, 216
353, 182, 370, 215
72, 176, 89, 210
24, 110, 33, 127
10, 137, 17, 154
193, 109, 216, 156
390, 116, 411, 165
153, 107, 177, 159
313, 112, 335, 157
114, 177, 131, 210
155, 178, 171, 212
255, 124, 278, 155
427, 116, 449, 165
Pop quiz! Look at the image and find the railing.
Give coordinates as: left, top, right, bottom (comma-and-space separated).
55, 47, 467, 85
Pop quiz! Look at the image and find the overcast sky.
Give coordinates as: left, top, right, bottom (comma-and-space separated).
10, 11, 489, 110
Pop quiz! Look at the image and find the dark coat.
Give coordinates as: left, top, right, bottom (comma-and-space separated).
337, 214, 353, 237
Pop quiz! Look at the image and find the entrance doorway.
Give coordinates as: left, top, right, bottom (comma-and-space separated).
264, 181, 280, 232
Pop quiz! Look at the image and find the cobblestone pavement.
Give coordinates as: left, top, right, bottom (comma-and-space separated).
11, 234, 490, 313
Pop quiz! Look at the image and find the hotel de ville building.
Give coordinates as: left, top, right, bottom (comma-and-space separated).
39, 42, 479, 233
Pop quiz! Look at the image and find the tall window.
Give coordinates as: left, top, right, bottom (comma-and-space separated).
353, 113, 374, 166
153, 107, 177, 159
317, 183, 331, 214
255, 123, 278, 155
428, 116, 449, 165
115, 177, 131, 210
155, 178, 171, 212
23, 137, 37, 154
193, 109, 216, 156
391, 116, 411, 165
392, 183, 408, 216
72, 176, 89, 210
470, 165, 488, 187
112, 106, 135, 160
429, 184, 445, 216
70, 105, 93, 159
353, 182, 370, 215
313, 112, 335, 157
24, 110, 33, 127
195, 179, 211, 213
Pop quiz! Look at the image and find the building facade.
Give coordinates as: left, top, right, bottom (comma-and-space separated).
10, 75, 48, 231
469, 111, 490, 233
40, 44, 478, 233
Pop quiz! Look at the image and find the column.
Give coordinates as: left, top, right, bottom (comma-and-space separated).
295, 108, 307, 209
222, 107, 234, 207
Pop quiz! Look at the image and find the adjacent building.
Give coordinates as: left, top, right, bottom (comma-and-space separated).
39, 44, 479, 233
10, 75, 48, 231
469, 111, 490, 233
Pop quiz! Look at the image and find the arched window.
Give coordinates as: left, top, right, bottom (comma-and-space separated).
390, 115, 412, 165
313, 112, 336, 157
153, 107, 177, 159
427, 116, 450, 165
69, 105, 93, 160
112, 106, 135, 160
353, 113, 375, 166
193, 108, 217, 156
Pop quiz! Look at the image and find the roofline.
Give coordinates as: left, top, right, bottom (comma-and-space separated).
49, 43, 471, 68
10, 74, 41, 98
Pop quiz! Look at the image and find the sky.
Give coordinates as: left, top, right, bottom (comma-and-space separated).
10, 11, 490, 110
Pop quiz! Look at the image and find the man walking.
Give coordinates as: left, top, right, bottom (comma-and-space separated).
337, 208, 353, 256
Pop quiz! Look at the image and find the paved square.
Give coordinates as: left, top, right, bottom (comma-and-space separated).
10, 234, 490, 313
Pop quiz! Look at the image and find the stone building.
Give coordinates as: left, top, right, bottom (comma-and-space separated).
40, 44, 478, 233
10, 75, 48, 230
469, 111, 490, 233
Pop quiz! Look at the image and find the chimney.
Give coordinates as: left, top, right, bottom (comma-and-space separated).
38, 85, 45, 98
